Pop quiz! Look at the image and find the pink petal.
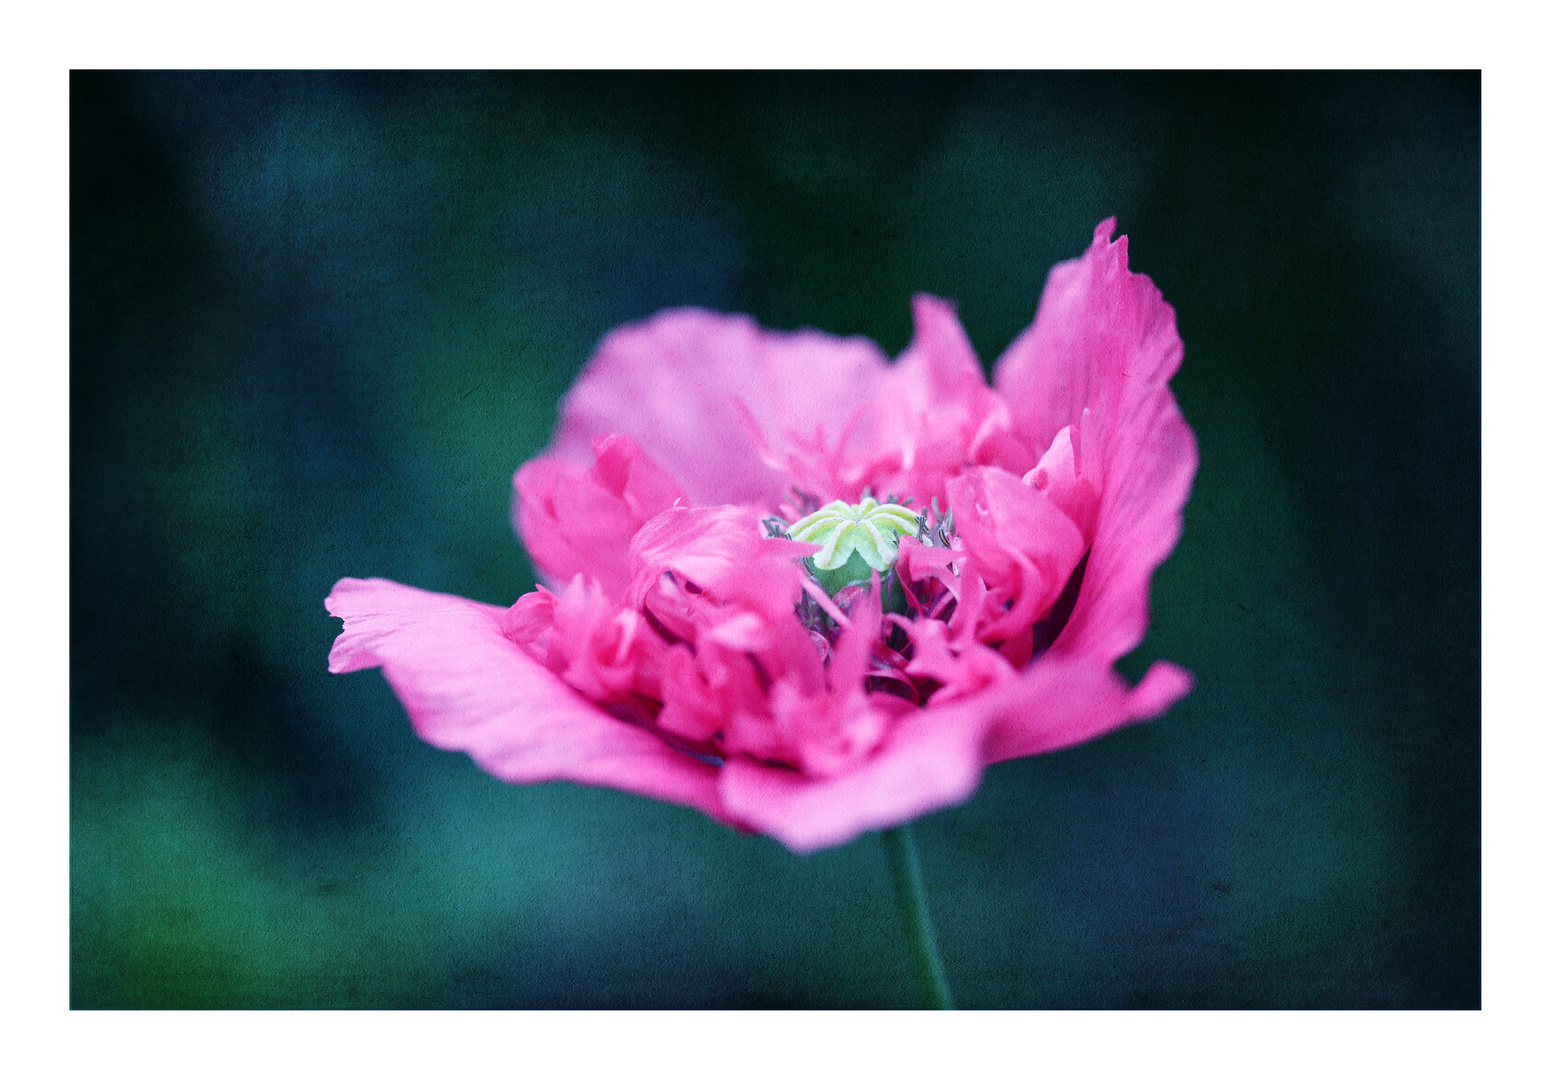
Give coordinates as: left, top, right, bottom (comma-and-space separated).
860, 295, 1035, 502
625, 504, 815, 618
946, 466, 1087, 639
767, 678, 901, 781
554, 308, 892, 508
502, 587, 556, 660
325, 577, 727, 821
1059, 399, 1195, 667
902, 617, 1018, 705
993, 219, 1199, 667
1022, 422, 1100, 539
894, 535, 963, 608
717, 696, 996, 854
512, 433, 684, 602
994, 220, 1183, 461
590, 432, 685, 518
980, 656, 1195, 765
827, 574, 882, 695
655, 644, 724, 744
544, 575, 667, 702
503, 587, 556, 645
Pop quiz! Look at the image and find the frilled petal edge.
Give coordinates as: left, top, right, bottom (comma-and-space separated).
981, 655, 1194, 765
326, 577, 728, 822
717, 697, 997, 854
554, 308, 892, 509
994, 218, 1199, 670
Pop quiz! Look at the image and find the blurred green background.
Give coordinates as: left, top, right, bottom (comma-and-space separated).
70, 71, 1479, 1008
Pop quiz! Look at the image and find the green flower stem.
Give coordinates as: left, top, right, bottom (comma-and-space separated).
881, 824, 956, 1009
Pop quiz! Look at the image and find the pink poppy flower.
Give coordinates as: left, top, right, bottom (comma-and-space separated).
327, 219, 1197, 853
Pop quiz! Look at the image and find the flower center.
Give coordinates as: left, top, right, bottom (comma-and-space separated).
787, 496, 922, 595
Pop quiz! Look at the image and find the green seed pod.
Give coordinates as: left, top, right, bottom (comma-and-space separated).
787, 497, 924, 595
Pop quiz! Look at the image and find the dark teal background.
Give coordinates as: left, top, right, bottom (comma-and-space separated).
71, 71, 1479, 1008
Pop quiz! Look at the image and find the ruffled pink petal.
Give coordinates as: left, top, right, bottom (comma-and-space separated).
590, 431, 685, 518
502, 586, 556, 661
748, 583, 891, 777
718, 690, 997, 853
946, 466, 1087, 640
1058, 399, 1196, 666
625, 504, 819, 628
625, 505, 763, 602
513, 433, 684, 601
503, 587, 556, 645
325, 577, 728, 821
827, 574, 881, 694
554, 309, 892, 509
543, 575, 667, 702
994, 220, 1183, 465
901, 617, 1018, 705
858, 295, 1035, 503
655, 644, 723, 744
992, 218, 1198, 668
1022, 421, 1100, 540
894, 535, 963, 614
980, 655, 1194, 765
776, 685, 906, 781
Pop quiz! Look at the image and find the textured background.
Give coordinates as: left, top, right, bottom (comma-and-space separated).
70, 71, 1479, 1008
